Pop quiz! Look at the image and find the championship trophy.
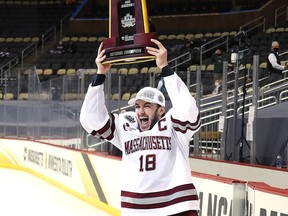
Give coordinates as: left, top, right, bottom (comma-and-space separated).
102, 0, 157, 65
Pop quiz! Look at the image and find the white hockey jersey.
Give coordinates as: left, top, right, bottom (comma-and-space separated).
80, 71, 201, 216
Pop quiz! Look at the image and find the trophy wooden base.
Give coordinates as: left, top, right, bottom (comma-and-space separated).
102, 32, 157, 65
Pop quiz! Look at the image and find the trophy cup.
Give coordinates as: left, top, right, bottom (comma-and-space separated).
102, 0, 157, 65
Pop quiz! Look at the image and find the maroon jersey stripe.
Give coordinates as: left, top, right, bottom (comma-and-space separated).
121, 195, 198, 209
91, 113, 115, 140
173, 123, 201, 133
121, 183, 196, 198
171, 113, 201, 127
172, 113, 201, 133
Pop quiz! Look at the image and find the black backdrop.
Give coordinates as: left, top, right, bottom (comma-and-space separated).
225, 102, 288, 166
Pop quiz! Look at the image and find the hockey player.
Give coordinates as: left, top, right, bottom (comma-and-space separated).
80, 39, 201, 216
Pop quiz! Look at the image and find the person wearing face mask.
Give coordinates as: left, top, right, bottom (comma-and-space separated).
267, 41, 288, 83
80, 39, 201, 216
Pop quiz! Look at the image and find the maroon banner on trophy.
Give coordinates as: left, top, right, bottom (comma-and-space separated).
102, 0, 157, 65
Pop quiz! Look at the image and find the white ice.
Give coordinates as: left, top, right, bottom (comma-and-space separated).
0, 168, 113, 216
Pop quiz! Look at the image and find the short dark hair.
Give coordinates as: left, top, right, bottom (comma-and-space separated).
156, 104, 165, 118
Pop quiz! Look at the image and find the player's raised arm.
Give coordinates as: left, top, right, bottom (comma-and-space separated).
147, 39, 201, 135
146, 38, 168, 69
80, 43, 121, 147
95, 42, 111, 75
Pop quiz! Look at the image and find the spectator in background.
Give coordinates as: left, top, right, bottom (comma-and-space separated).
267, 41, 288, 83
211, 48, 223, 94
185, 38, 194, 51
0, 47, 11, 59
50, 40, 66, 55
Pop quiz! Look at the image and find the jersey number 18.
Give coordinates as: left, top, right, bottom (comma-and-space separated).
139, 154, 156, 172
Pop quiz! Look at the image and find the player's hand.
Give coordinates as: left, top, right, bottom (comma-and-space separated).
146, 39, 168, 69
95, 42, 111, 74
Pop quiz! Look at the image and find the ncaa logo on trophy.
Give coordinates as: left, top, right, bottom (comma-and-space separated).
102, 0, 157, 65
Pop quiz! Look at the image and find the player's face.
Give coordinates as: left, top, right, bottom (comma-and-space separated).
135, 100, 165, 131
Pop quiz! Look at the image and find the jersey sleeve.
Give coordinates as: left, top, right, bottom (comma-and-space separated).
162, 67, 201, 141
80, 83, 122, 150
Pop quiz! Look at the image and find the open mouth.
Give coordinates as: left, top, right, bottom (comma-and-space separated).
139, 117, 149, 130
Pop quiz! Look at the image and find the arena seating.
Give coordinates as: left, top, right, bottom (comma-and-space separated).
0, 3, 76, 37
6, 24, 287, 100
84, 0, 269, 18
1, 0, 288, 101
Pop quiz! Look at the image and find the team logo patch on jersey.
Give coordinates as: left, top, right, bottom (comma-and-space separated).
123, 122, 136, 131
124, 114, 136, 123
